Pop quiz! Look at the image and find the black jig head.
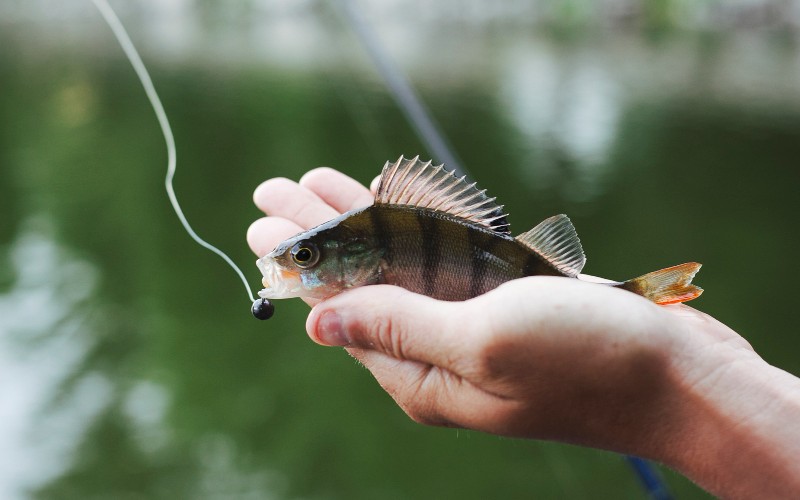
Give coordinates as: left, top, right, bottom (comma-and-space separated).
252, 298, 275, 320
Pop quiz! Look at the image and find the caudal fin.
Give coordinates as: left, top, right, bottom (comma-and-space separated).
620, 262, 703, 305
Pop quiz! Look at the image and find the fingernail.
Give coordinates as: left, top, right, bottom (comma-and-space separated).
316, 311, 349, 346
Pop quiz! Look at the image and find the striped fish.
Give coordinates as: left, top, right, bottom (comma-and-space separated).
256, 156, 702, 305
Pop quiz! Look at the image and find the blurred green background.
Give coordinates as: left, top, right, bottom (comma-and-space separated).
1, 0, 799, 498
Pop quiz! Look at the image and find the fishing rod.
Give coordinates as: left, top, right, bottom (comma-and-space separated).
333, 1, 673, 499
335, 0, 466, 178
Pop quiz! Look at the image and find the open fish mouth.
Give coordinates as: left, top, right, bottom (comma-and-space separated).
256, 256, 304, 299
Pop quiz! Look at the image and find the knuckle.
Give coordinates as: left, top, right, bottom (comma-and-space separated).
405, 403, 454, 428
401, 396, 444, 426
405, 407, 440, 426
369, 314, 401, 357
399, 368, 452, 428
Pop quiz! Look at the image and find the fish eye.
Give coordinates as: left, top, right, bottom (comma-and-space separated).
290, 241, 319, 268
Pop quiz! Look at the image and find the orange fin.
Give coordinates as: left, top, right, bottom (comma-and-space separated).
620, 262, 703, 305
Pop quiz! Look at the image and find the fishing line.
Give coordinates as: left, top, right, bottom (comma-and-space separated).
334, 0, 466, 178
90, 0, 262, 312
336, 2, 673, 498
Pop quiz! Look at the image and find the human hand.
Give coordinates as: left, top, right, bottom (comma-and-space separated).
303, 276, 746, 447
248, 167, 800, 499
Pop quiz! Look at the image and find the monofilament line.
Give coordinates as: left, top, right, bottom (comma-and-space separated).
91, 0, 256, 303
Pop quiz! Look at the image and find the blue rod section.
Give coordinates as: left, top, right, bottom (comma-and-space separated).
625, 455, 673, 500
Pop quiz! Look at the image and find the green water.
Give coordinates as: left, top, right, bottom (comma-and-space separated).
1, 6, 799, 499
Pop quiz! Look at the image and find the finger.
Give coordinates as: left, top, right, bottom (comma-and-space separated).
247, 217, 304, 257
348, 347, 520, 431
306, 285, 478, 373
299, 167, 374, 213
370, 175, 381, 194
253, 177, 340, 229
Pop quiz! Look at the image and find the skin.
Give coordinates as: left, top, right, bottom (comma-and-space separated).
248, 167, 800, 499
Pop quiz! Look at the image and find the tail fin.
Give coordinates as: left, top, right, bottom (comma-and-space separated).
620, 262, 703, 305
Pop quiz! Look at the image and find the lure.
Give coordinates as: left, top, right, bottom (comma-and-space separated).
257, 156, 702, 304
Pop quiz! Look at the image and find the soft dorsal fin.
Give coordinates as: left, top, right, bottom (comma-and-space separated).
516, 214, 586, 277
375, 155, 510, 233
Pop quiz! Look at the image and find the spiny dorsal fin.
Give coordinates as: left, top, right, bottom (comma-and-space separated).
516, 214, 586, 277
375, 155, 510, 233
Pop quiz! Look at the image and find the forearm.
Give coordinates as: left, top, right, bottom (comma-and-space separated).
662, 350, 800, 499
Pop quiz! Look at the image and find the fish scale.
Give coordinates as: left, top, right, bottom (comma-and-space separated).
364, 206, 553, 301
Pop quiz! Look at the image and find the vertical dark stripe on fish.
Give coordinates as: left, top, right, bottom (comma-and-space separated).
469, 229, 495, 298
417, 212, 439, 297
523, 252, 544, 277
369, 207, 392, 264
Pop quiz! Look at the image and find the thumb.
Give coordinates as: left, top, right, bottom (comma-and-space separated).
306, 285, 476, 369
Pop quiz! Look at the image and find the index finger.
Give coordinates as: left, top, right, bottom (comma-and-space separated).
300, 167, 374, 213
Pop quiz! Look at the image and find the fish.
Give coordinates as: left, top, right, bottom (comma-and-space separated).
256, 156, 702, 305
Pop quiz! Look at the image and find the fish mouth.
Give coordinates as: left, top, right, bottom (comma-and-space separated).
256, 256, 304, 299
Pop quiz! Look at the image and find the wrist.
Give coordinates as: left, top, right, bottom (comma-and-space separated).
658, 326, 800, 498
